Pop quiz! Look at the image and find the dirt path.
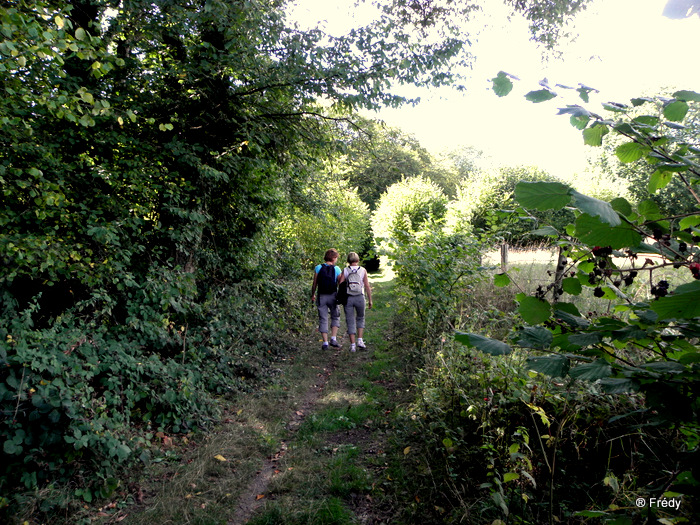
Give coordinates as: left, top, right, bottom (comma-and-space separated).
228, 347, 341, 524
116, 272, 403, 525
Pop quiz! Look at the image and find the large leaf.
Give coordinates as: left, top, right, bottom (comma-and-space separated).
664, 100, 689, 122
678, 215, 700, 230
569, 359, 612, 380
492, 71, 514, 97
494, 273, 511, 287
455, 332, 512, 355
526, 355, 570, 378
574, 214, 642, 249
517, 326, 553, 350
530, 225, 560, 236
610, 197, 633, 217
615, 141, 650, 163
637, 199, 662, 221
640, 361, 686, 374
570, 191, 620, 226
673, 90, 700, 102
517, 294, 552, 325
554, 302, 582, 316
525, 88, 557, 103
514, 181, 571, 211
650, 281, 700, 320
562, 277, 582, 296
648, 170, 674, 193
582, 123, 609, 146
554, 310, 590, 328
599, 378, 640, 394
567, 332, 602, 347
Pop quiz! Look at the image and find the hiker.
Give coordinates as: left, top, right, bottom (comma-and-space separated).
311, 248, 342, 350
337, 251, 372, 352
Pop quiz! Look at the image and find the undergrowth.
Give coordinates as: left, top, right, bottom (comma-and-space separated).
0, 278, 307, 523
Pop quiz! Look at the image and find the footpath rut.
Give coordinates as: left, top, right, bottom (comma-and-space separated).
228, 347, 341, 524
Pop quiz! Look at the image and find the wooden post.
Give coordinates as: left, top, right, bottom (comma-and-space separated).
500, 243, 508, 272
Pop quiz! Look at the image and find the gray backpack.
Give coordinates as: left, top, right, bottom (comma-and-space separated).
346, 267, 363, 296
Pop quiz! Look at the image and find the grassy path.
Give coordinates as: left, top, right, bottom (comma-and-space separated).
117, 266, 414, 525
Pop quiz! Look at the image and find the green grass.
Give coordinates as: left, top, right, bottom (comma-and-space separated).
247, 497, 355, 525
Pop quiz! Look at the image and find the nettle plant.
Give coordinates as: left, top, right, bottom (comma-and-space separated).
458, 78, 700, 487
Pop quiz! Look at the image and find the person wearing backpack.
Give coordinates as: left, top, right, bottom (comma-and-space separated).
337, 251, 372, 352
311, 248, 342, 350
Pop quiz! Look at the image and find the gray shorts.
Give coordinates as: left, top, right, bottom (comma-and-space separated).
317, 293, 340, 333
344, 294, 365, 335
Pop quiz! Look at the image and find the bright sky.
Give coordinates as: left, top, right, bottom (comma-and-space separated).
288, 0, 700, 178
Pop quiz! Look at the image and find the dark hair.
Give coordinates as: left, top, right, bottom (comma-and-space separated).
324, 249, 339, 262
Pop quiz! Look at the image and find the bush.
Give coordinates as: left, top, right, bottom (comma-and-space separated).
372, 176, 448, 251
0, 277, 307, 520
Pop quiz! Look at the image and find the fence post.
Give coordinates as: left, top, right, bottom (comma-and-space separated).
500, 243, 508, 272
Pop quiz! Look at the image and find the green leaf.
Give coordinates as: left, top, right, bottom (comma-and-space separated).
554, 302, 582, 316
3, 440, 23, 455
664, 100, 689, 122
648, 170, 673, 193
75, 27, 86, 41
504, 472, 520, 483
679, 215, 700, 230
567, 332, 602, 347
641, 361, 686, 374
577, 85, 596, 102
530, 226, 560, 236
599, 378, 640, 394
492, 71, 514, 97
569, 359, 612, 380
525, 89, 557, 103
455, 332, 512, 355
574, 214, 642, 249
637, 199, 661, 220
582, 123, 609, 146
494, 273, 511, 287
651, 282, 700, 320
570, 115, 589, 130
615, 141, 649, 163
514, 181, 571, 210
631, 97, 654, 106
632, 115, 660, 126
610, 197, 633, 217
570, 191, 620, 226
562, 277, 582, 295
654, 162, 688, 173
574, 511, 609, 518
517, 326, 553, 349
526, 355, 570, 378
517, 295, 552, 325
673, 90, 700, 102
554, 310, 590, 328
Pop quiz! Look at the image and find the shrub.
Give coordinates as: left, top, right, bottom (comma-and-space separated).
0, 278, 306, 520
372, 176, 448, 251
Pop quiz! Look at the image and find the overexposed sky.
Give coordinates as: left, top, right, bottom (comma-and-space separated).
288, 0, 700, 177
